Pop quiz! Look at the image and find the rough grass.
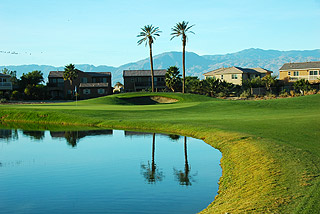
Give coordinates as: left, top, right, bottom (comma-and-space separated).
0, 92, 319, 213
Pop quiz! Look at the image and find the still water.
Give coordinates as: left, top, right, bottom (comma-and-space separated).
0, 129, 222, 214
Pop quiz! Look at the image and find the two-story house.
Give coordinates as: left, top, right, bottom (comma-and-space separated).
279, 61, 320, 83
0, 73, 13, 92
123, 70, 166, 92
203, 66, 273, 85
48, 69, 112, 99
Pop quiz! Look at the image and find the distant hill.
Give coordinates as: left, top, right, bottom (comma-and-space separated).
1, 48, 320, 85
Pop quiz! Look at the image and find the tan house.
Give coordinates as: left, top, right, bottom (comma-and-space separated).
279, 61, 320, 83
123, 70, 166, 92
203, 67, 273, 85
48, 69, 112, 99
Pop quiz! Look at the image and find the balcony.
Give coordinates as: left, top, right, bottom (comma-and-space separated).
0, 82, 12, 90
134, 82, 166, 88
289, 75, 320, 81
47, 83, 65, 88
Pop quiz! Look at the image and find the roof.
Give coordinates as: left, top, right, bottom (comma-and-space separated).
203, 67, 272, 76
123, 69, 167, 77
48, 70, 111, 78
279, 61, 320, 71
0, 73, 11, 78
79, 83, 109, 88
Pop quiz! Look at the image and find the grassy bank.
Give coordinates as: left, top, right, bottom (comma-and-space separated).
0, 93, 319, 213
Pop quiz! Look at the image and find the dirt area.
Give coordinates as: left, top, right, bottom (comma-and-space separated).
150, 96, 178, 103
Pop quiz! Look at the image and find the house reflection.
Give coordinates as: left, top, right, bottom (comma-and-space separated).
124, 131, 180, 141
0, 129, 18, 141
22, 130, 45, 140
50, 129, 113, 147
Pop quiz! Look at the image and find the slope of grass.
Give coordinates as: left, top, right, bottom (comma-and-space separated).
0, 92, 319, 213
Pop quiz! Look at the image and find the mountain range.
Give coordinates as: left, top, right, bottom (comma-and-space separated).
1, 48, 320, 85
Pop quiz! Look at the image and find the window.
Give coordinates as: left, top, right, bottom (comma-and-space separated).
58, 78, 64, 83
310, 70, 318, 75
131, 78, 134, 82
83, 89, 91, 94
81, 77, 88, 83
98, 89, 105, 94
294, 71, 299, 76
52, 78, 57, 83
288, 72, 291, 76
67, 90, 72, 95
103, 78, 107, 83
92, 78, 96, 83
221, 75, 224, 80
231, 74, 238, 79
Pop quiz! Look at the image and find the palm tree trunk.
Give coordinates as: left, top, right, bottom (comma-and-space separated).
182, 38, 186, 94
184, 136, 189, 172
152, 133, 156, 172
149, 42, 155, 92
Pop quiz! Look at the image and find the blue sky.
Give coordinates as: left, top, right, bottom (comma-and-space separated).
1, 0, 319, 67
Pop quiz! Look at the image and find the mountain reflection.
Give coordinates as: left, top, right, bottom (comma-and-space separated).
140, 133, 164, 184
173, 137, 197, 186
50, 130, 113, 147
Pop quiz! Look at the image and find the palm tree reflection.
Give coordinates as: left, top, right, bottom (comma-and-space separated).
174, 136, 197, 186
140, 133, 164, 184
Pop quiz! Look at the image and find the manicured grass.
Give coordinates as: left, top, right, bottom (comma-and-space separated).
0, 92, 319, 213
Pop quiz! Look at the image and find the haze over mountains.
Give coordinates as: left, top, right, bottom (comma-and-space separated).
1, 48, 320, 84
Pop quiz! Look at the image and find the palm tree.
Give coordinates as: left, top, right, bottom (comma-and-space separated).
63, 64, 78, 97
171, 21, 195, 93
140, 133, 164, 183
137, 25, 161, 92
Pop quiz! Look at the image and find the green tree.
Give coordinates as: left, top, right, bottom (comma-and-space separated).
262, 75, 277, 92
171, 21, 195, 93
165, 66, 182, 92
19, 70, 44, 90
205, 78, 220, 97
185, 76, 200, 93
137, 25, 161, 92
63, 64, 78, 97
293, 79, 311, 95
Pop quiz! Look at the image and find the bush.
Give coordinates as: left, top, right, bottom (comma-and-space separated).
305, 89, 317, 95
265, 92, 276, 99
10, 90, 21, 100
240, 90, 251, 98
279, 89, 289, 98
0, 98, 8, 103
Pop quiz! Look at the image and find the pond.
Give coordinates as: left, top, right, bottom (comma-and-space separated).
0, 129, 222, 214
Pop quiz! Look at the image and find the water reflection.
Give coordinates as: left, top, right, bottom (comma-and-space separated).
140, 133, 164, 183
0, 128, 221, 214
173, 136, 197, 186
50, 130, 113, 147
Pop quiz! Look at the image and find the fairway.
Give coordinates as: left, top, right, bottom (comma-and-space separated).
1, 92, 319, 213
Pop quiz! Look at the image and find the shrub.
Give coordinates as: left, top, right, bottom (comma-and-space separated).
10, 90, 21, 100
289, 90, 296, 97
265, 92, 276, 99
240, 90, 251, 98
305, 89, 317, 95
279, 89, 289, 98
0, 98, 8, 103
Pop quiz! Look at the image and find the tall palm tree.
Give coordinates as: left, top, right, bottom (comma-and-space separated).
171, 21, 195, 93
63, 64, 78, 97
137, 25, 161, 92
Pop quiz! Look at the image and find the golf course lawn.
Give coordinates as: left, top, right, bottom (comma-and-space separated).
0, 92, 319, 213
